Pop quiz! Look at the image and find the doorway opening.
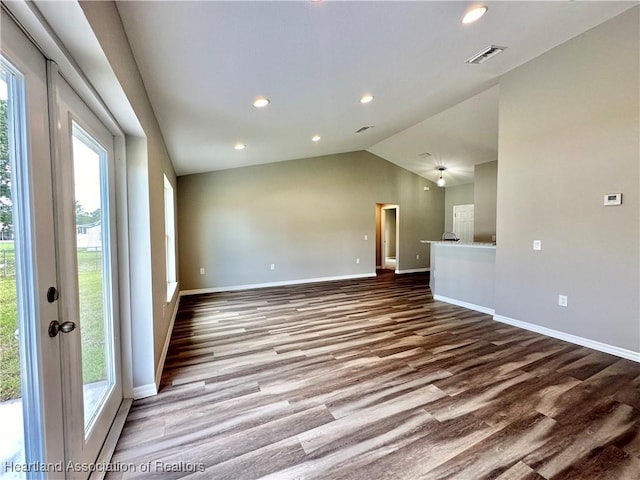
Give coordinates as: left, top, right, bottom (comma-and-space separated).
376, 204, 399, 274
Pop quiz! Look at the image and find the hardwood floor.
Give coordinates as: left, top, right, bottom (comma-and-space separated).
106, 272, 640, 479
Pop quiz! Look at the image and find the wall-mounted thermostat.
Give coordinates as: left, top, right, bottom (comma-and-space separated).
603, 193, 622, 206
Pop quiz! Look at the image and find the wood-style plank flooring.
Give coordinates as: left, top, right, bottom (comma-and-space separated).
107, 272, 640, 479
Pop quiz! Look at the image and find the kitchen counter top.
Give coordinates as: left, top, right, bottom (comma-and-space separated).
420, 240, 496, 249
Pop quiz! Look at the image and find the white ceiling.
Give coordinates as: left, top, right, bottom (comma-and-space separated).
115, 1, 634, 184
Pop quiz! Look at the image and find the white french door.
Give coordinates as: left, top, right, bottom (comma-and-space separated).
51, 67, 122, 478
1, 10, 121, 480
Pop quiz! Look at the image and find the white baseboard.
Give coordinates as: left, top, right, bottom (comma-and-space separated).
493, 314, 640, 363
180, 273, 377, 296
155, 297, 180, 388
132, 383, 157, 399
396, 268, 430, 274
433, 294, 495, 315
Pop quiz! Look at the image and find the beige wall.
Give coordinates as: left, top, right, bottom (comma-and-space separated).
444, 184, 474, 233
495, 7, 639, 352
81, 2, 179, 388
178, 151, 444, 290
473, 161, 497, 242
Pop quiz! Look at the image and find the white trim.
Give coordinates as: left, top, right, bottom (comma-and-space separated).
396, 268, 430, 274
155, 297, 180, 388
166, 281, 178, 303
433, 294, 495, 315
132, 384, 157, 400
493, 314, 640, 363
180, 273, 377, 296
89, 399, 132, 480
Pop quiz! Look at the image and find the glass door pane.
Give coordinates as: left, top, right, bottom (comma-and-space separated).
71, 124, 115, 433
0, 43, 60, 477
0, 58, 25, 480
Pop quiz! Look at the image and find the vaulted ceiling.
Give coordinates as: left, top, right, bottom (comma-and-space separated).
115, 1, 634, 185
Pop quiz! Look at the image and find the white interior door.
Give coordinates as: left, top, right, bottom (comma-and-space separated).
453, 204, 474, 242
1, 11, 121, 480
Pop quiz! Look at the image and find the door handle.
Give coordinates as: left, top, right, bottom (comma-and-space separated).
48, 320, 77, 338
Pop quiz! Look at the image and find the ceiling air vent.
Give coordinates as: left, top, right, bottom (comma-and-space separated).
465, 45, 507, 65
355, 125, 375, 134
418, 152, 432, 158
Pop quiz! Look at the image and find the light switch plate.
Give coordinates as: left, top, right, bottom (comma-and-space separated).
533, 240, 542, 251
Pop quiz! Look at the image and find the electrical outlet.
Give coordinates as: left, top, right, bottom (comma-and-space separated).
199, 267, 205, 275
558, 295, 568, 307
364, 235, 368, 241
356, 258, 360, 264
533, 240, 542, 251
416, 254, 420, 260
270, 263, 275, 270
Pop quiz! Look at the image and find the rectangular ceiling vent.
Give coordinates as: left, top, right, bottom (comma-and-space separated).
355, 125, 375, 134
465, 45, 507, 65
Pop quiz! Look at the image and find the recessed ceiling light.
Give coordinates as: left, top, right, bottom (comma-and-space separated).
253, 97, 270, 108
234, 143, 246, 150
462, 6, 488, 24
312, 135, 321, 142
360, 94, 374, 104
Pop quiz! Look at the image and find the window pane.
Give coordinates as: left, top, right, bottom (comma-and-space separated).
164, 176, 176, 295
72, 124, 114, 432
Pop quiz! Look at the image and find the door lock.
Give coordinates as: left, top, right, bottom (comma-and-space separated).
48, 320, 77, 337
47, 286, 59, 303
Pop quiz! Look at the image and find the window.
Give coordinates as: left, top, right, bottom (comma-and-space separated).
164, 175, 176, 300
